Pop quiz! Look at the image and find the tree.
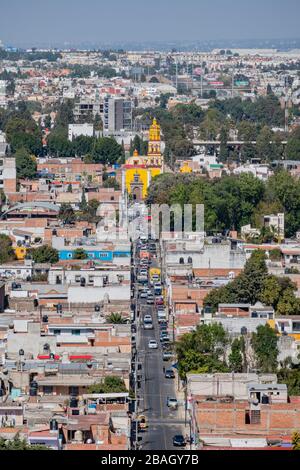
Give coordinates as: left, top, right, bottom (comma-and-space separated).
73, 248, 87, 260
79, 189, 87, 211
292, 431, 300, 450
219, 127, 228, 162
58, 203, 76, 225
0, 434, 49, 450
286, 127, 300, 161
30, 245, 59, 264
256, 126, 275, 161
251, 324, 279, 373
229, 338, 245, 372
92, 137, 124, 164
204, 250, 268, 311
67, 183, 72, 193
77, 199, 100, 223
102, 177, 120, 190
0, 234, 15, 263
15, 148, 37, 180
87, 376, 127, 394
278, 367, 300, 396
176, 323, 229, 378
107, 313, 127, 324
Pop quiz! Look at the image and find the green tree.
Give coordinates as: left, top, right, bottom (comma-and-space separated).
286, 127, 300, 161
0, 434, 49, 450
107, 313, 127, 324
58, 203, 76, 225
219, 127, 228, 162
92, 137, 124, 164
256, 126, 275, 161
67, 183, 72, 193
30, 245, 59, 264
229, 337, 245, 372
278, 367, 300, 397
15, 148, 37, 180
251, 324, 279, 373
176, 323, 229, 378
0, 234, 15, 263
102, 177, 120, 190
73, 248, 87, 260
79, 189, 88, 211
87, 376, 127, 394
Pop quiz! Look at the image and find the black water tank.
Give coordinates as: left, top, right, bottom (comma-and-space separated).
42, 315, 48, 323
261, 395, 269, 404
29, 387, 37, 396
30, 381, 38, 389
50, 419, 58, 431
70, 397, 78, 408
241, 326, 248, 335
33, 299, 39, 308
94, 305, 100, 312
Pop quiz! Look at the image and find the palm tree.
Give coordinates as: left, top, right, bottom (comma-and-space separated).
106, 313, 126, 324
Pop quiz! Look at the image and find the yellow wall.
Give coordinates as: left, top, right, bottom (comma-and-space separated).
125, 167, 162, 199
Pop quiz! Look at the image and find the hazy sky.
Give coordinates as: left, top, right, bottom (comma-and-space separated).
1, 0, 300, 47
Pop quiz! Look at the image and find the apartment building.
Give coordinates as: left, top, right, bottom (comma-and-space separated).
103, 97, 132, 133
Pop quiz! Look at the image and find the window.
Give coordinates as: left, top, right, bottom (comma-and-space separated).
53, 329, 61, 335
179, 257, 184, 264
43, 386, 53, 395
71, 329, 80, 336
188, 257, 193, 264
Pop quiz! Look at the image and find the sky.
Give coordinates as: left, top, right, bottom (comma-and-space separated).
1, 0, 300, 47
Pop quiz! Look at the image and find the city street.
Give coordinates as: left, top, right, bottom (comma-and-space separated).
132, 211, 186, 450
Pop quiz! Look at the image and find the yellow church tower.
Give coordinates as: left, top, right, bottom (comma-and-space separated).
147, 118, 163, 167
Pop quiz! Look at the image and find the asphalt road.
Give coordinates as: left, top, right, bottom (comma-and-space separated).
134, 233, 185, 451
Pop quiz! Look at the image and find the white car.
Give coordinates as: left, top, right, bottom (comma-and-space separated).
148, 340, 158, 349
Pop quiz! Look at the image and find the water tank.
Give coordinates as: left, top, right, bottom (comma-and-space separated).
261, 395, 269, 404
29, 386, 37, 396
50, 419, 58, 431
33, 299, 39, 308
42, 315, 48, 323
94, 305, 100, 312
30, 380, 38, 389
70, 397, 78, 408
241, 326, 248, 335
80, 277, 86, 287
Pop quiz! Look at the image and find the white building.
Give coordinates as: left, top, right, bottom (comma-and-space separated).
68, 123, 94, 142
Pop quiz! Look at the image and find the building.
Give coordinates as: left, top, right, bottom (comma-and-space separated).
0, 155, 16, 194
122, 118, 163, 201
103, 97, 132, 133
68, 123, 94, 142
74, 100, 103, 121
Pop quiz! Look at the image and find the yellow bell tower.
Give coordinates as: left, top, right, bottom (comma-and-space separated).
147, 118, 163, 166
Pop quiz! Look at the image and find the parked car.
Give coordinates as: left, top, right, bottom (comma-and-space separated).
172, 435, 186, 447
148, 340, 158, 349
165, 369, 175, 379
140, 289, 148, 298
147, 295, 155, 305
163, 351, 173, 361
167, 397, 178, 409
